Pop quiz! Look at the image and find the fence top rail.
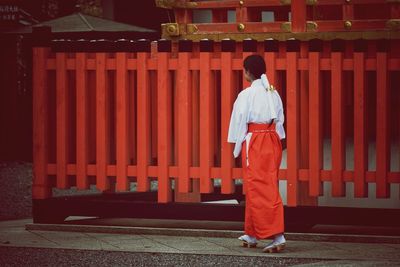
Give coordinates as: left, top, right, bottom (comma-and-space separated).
34, 38, 398, 54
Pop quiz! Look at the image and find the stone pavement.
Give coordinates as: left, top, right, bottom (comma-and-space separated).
0, 218, 400, 266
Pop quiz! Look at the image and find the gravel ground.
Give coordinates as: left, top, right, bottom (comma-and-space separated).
0, 161, 32, 220
0, 161, 100, 221
0, 159, 225, 222
0, 160, 163, 222
0, 159, 171, 222
0, 247, 325, 267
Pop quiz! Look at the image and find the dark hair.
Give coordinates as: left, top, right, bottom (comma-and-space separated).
243, 55, 266, 79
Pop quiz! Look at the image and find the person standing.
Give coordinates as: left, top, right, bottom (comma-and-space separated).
227, 55, 286, 253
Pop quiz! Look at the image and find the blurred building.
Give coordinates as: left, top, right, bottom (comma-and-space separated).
0, 0, 166, 161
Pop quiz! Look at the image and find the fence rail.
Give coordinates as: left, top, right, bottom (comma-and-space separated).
33, 38, 400, 206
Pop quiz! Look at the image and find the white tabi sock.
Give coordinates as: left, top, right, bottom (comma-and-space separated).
273, 234, 286, 244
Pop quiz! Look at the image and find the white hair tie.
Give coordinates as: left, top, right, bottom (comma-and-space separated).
261, 74, 269, 88
261, 74, 277, 120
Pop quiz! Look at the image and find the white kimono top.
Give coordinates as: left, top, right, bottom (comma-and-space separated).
227, 75, 285, 158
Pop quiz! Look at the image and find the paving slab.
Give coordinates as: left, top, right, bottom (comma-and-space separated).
27, 219, 400, 244
0, 218, 399, 266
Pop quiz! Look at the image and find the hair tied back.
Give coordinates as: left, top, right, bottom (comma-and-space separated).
261, 74, 278, 120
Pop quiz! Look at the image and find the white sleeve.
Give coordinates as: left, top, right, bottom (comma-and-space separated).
274, 91, 286, 140
227, 92, 249, 158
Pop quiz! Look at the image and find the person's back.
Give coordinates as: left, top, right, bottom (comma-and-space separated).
241, 79, 285, 128
228, 75, 285, 158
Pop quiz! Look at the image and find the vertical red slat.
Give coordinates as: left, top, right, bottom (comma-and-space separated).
221, 51, 235, 194
393, 42, 400, 197
376, 52, 389, 198
265, 52, 277, 89
137, 52, 151, 191
88, 68, 96, 165
76, 52, 89, 190
151, 71, 158, 162
286, 51, 299, 206
157, 52, 172, 202
331, 52, 345, 196
174, 70, 179, 179
177, 52, 192, 193
291, 0, 306, 32
191, 68, 201, 200
354, 52, 367, 197
33, 47, 51, 199
56, 52, 68, 189
301, 61, 317, 206
96, 53, 109, 191
199, 51, 214, 193
344, 43, 353, 156
300, 43, 309, 175
128, 68, 136, 166
309, 51, 322, 196
116, 52, 129, 191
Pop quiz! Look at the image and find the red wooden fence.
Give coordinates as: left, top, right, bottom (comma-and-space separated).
33, 38, 400, 207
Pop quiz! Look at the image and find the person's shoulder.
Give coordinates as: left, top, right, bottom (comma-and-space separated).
233, 87, 252, 107
237, 86, 251, 98
272, 89, 282, 98
271, 89, 283, 105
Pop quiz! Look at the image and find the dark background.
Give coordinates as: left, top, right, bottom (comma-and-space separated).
0, 0, 169, 161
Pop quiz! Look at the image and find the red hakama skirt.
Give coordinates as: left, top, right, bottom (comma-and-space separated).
242, 123, 284, 239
